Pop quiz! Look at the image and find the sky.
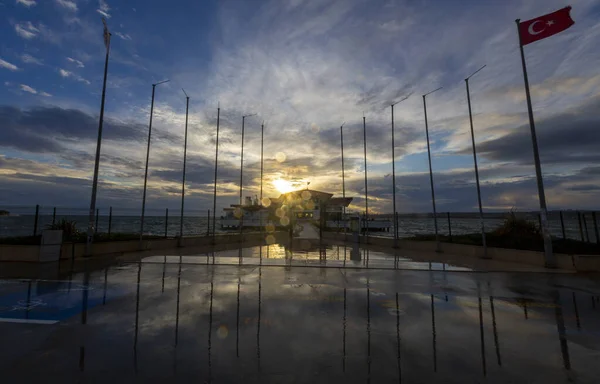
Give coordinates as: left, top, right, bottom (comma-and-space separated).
1, 0, 600, 216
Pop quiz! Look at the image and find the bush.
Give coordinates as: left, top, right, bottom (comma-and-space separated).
46, 218, 79, 240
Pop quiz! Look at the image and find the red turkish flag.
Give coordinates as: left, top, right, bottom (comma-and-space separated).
518, 6, 575, 46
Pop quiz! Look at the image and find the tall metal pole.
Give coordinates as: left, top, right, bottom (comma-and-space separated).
515, 19, 555, 268
212, 105, 220, 243
340, 122, 346, 231
391, 96, 410, 248
179, 89, 190, 243
139, 79, 169, 243
363, 116, 369, 243
465, 65, 489, 258
260, 122, 265, 227
86, 20, 111, 256
423, 87, 442, 250
239, 113, 256, 243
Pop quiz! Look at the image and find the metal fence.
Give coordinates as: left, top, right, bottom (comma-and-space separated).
0, 205, 214, 239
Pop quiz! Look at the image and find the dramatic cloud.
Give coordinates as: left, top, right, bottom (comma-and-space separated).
0, 58, 19, 71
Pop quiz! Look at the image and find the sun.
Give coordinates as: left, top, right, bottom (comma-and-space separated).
273, 179, 294, 194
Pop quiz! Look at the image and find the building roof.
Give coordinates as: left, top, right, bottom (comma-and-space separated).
329, 197, 353, 207
279, 189, 334, 202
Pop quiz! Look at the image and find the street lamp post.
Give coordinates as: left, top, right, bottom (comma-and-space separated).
178, 89, 190, 246
139, 79, 169, 244
363, 115, 369, 244
422, 87, 443, 251
465, 65, 489, 258
390, 95, 410, 248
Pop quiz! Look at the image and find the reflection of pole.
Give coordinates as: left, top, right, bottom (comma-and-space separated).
208, 280, 214, 383
102, 267, 108, 305
133, 261, 142, 372
423, 88, 442, 251
395, 292, 402, 382
175, 256, 182, 345
366, 286, 371, 380
490, 296, 502, 366
478, 296, 487, 376
179, 90, 190, 243
560, 211, 566, 239
342, 287, 347, 372
465, 66, 488, 258
256, 267, 262, 368
515, 19, 554, 268
431, 294, 437, 372
236, 278, 241, 357
212, 105, 220, 244
552, 291, 571, 370
363, 116, 369, 243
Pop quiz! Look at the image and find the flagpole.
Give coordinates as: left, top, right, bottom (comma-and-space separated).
239, 113, 256, 246
465, 65, 488, 259
390, 95, 410, 248
178, 89, 189, 246
423, 87, 442, 251
139, 79, 169, 244
85, 21, 111, 256
515, 19, 555, 268
363, 115, 369, 244
260, 122, 264, 234
212, 104, 220, 244
340, 122, 346, 233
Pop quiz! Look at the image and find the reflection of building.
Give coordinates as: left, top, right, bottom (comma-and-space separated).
221, 189, 352, 229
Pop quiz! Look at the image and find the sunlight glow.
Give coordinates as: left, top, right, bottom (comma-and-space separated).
273, 178, 294, 194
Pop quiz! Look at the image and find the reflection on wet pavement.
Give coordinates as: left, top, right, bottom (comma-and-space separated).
0, 244, 599, 383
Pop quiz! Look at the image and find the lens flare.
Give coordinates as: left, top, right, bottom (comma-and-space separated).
273, 178, 294, 194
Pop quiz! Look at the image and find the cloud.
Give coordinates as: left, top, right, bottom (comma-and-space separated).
14, 21, 39, 39
0, 58, 19, 71
114, 31, 131, 41
16, 84, 52, 96
20, 53, 43, 65
16, 0, 36, 7
66, 57, 84, 68
97, 0, 111, 18
55, 0, 77, 11
58, 68, 91, 85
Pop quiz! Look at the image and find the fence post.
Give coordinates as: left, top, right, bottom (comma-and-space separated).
447, 212, 452, 242
108, 206, 112, 236
537, 213, 542, 231
582, 213, 590, 243
207, 209, 210, 236
559, 211, 566, 240
165, 208, 169, 238
95, 208, 99, 235
33, 204, 39, 236
52, 207, 56, 226
592, 212, 599, 244
577, 211, 584, 242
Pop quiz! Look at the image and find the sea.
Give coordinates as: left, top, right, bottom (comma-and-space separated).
1, 205, 597, 242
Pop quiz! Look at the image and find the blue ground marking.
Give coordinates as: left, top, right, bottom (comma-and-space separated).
0, 280, 126, 323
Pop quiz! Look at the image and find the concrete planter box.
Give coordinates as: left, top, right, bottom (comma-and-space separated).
0, 245, 40, 262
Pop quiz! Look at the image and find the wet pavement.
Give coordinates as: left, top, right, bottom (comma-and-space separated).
1, 243, 600, 383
